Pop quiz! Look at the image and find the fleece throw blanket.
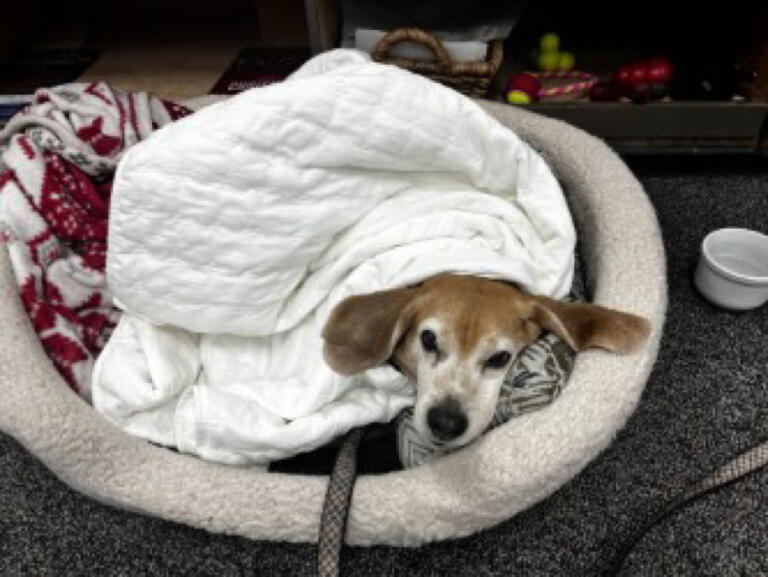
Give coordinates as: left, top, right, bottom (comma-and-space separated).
93, 50, 577, 465
0, 82, 188, 399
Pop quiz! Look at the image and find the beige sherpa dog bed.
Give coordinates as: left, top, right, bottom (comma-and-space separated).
0, 101, 666, 546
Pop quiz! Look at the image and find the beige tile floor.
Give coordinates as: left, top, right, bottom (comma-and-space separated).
77, 25, 253, 101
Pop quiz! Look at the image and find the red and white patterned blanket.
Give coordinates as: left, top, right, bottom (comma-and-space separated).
0, 82, 189, 399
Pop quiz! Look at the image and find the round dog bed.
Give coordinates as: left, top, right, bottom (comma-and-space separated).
0, 101, 666, 546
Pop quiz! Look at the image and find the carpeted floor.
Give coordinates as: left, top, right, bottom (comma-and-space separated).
1, 155, 766, 576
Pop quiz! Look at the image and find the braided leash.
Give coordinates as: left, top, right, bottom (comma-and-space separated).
317, 427, 366, 577
606, 440, 768, 575
314, 431, 767, 576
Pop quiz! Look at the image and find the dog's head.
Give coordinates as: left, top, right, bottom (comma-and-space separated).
322, 275, 650, 449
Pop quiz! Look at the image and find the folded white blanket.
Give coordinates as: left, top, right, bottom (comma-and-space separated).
92, 50, 576, 465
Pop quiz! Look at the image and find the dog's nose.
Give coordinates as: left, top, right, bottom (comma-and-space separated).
427, 399, 468, 441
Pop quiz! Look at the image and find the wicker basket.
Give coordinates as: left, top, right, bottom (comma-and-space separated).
371, 28, 503, 98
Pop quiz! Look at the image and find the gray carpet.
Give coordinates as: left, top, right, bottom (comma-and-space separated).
1, 156, 767, 576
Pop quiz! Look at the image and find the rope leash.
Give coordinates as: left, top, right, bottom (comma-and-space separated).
317, 427, 366, 577
605, 440, 768, 575
530, 70, 598, 99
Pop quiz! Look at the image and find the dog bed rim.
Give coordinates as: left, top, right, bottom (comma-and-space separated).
0, 100, 666, 546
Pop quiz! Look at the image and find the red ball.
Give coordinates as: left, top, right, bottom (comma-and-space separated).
614, 65, 632, 85
504, 73, 542, 100
629, 62, 649, 84
647, 57, 674, 83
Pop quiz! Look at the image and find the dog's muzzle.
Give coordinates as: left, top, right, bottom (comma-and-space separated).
427, 397, 468, 441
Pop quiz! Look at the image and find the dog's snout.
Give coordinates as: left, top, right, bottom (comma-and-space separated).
427, 398, 468, 441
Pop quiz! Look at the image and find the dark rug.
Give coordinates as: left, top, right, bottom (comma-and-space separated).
1, 156, 766, 576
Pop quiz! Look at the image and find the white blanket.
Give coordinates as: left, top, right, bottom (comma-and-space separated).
92, 50, 576, 465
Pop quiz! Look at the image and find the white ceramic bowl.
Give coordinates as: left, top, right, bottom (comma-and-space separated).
694, 228, 768, 310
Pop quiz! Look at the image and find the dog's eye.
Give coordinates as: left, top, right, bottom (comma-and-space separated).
420, 329, 438, 352
485, 351, 511, 369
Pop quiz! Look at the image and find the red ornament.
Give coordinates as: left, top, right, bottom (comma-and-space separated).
504, 73, 542, 101
628, 62, 649, 84
614, 65, 632, 85
647, 57, 674, 83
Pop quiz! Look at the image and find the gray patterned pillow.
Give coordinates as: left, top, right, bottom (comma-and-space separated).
397, 256, 586, 468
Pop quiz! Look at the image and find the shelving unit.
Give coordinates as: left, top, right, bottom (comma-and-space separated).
528, 101, 768, 155
308, 0, 768, 155
2, 1, 767, 154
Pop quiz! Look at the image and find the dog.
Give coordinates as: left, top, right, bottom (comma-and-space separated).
322, 274, 650, 449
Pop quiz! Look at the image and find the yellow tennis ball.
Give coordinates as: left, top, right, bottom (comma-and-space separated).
537, 51, 559, 71
558, 51, 575, 71
506, 90, 532, 105
540, 33, 560, 53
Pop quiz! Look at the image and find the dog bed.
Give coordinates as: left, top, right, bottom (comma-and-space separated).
0, 98, 666, 546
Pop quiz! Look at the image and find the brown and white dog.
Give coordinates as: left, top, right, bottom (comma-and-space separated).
322, 275, 650, 449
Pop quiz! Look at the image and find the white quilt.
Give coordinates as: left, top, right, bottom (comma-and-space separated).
92, 50, 576, 465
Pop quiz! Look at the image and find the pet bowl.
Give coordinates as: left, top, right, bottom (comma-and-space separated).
694, 228, 768, 310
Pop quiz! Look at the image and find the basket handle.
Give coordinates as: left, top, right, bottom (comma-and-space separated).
372, 28, 452, 70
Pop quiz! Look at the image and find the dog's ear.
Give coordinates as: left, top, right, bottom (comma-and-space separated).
524, 295, 651, 353
322, 287, 419, 375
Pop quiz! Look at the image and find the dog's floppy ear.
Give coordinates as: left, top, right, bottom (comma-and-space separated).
525, 295, 651, 353
322, 287, 419, 375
